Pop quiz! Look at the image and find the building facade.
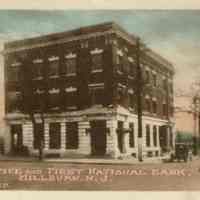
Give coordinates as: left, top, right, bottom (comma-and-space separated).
3, 22, 175, 158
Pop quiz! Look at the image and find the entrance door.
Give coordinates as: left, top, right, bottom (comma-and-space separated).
11, 124, 23, 154
159, 126, 167, 152
90, 120, 106, 156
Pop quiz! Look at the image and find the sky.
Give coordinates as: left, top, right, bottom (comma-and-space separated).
0, 10, 200, 117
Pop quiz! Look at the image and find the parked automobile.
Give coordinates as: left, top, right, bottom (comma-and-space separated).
170, 143, 192, 162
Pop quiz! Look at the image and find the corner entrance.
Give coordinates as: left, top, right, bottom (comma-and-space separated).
90, 120, 107, 156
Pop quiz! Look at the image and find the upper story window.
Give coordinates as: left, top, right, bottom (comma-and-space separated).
34, 89, 45, 110
65, 86, 77, 109
48, 88, 60, 110
152, 73, 157, 87
116, 49, 124, 73
8, 62, 21, 82
162, 78, 168, 90
48, 56, 59, 78
128, 57, 135, 76
64, 53, 77, 76
32, 59, 43, 79
81, 40, 88, 48
145, 69, 150, 84
91, 48, 103, 72
89, 83, 104, 106
163, 103, 167, 116
152, 99, 157, 114
7, 91, 22, 112
145, 97, 151, 112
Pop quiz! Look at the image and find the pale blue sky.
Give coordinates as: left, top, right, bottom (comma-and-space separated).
1, 10, 200, 94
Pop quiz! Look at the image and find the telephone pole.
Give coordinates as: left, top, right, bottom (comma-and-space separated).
136, 38, 143, 162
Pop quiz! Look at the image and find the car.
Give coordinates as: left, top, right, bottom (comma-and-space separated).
170, 143, 192, 162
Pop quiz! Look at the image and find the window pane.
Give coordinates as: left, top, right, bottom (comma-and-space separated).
33, 63, 43, 78
7, 92, 21, 112
48, 61, 59, 76
49, 93, 59, 109
49, 123, 61, 149
92, 54, 103, 71
153, 126, 157, 147
146, 124, 150, 147
8, 67, 20, 81
33, 123, 44, 149
65, 58, 76, 74
90, 88, 104, 105
129, 123, 134, 147
66, 122, 78, 149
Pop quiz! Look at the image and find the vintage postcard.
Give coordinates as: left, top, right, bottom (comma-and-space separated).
0, 2, 200, 198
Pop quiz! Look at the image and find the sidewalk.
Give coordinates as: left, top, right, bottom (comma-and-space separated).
0, 155, 167, 165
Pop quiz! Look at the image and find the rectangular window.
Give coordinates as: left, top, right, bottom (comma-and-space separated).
153, 73, 157, 87
129, 93, 134, 108
91, 54, 103, 72
145, 70, 150, 84
117, 121, 124, 153
65, 58, 76, 75
33, 123, 44, 149
33, 63, 43, 79
66, 122, 78, 149
34, 92, 44, 111
8, 66, 21, 82
90, 87, 104, 105
65, 89, 77, 109
152, 100, 157, 114
163, 103, 167, 116
146, 124, 150, 147
48, 89, 60, 110
49, 123, 61, 149
153, 125, 157, 147
145, 99, 151, 112
163, 78, 167, 90
48, 60, 59, 77
129, 123, 135, 148
116, 55, 123, 72
7, 91, 22, 112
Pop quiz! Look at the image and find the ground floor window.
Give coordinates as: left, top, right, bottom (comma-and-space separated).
33, 123, 44, 149
129, 123, 135, 147
153, 125, 157, 147
117, 121, 124, 153
49, 123, 61, 149
146, 124, 150, 147
66, 122, 78, 149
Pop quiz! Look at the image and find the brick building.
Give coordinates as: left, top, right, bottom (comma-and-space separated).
3, 22, 175, 158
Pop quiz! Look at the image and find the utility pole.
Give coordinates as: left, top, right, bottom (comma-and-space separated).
136, 38, 143, 162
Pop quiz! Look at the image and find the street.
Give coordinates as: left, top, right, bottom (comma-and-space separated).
0, 158, 200, 190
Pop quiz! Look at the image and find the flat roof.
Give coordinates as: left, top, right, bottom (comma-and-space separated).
4, 21, 174, 72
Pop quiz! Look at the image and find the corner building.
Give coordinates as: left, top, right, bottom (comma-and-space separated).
3, 22, 175, 158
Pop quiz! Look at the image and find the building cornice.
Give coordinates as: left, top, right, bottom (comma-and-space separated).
3, 22, 174, 72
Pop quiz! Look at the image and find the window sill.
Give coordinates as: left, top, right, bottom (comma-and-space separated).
91, 69, 103, 73
33, 77, 43, 81
117, 70, 123, 75
65, 73, 76, 77
128, 75, 134, 79
66, 106, 77, 110
49, 75, 59, 79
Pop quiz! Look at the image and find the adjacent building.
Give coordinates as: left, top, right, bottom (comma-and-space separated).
3, 22, 175, 158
